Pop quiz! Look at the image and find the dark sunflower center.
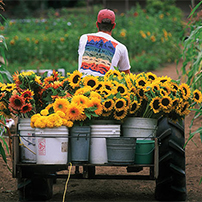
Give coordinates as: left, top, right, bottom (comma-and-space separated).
58, 104, 63, 109
181, 104, 188, 112
183, 87, 187, 95
194, 93, 199, 100
162, 98, 169, 106
105, 101, 112, 108
116, 101, 124, 108
131, 102, 137, 111
139, 80, 146, 86
153, 100, 160, 110
22, 105, 29, 111
117, 86, 125, 93
87, 80, 96, 87
139, 89, 144, 96
15, 98, 23, 106
148, 75, 155, 80
105, 85, 111, 90
73, 75, 79, 83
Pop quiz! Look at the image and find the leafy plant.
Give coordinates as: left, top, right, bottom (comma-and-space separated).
181, 2, 202, 151
0, 0, 12, 171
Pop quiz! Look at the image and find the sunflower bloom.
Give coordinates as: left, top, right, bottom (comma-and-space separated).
150, 97, 161, 113
113, 109, 127, 120
160, 96, 173, 112
192, 89, 202, 104
1, 83, 16, 92
69, 70, 82, 89
66, 103, 84, 121
53, 98, 69, 113
20, 103, 33, 114
71, 95, 89, 108
129, 100, 140, 114
9, 94, 25, 111
83, 76, 99, 89
102, 99, 114, 112
179, 83, 191, 100
114, 98, 126, 112
21, 89, 34, 100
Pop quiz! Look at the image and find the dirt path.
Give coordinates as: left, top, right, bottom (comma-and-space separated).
0, 61, 202, 201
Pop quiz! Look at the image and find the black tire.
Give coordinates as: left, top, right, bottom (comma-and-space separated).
18, 176, 53, 201
155, 117, 187, 201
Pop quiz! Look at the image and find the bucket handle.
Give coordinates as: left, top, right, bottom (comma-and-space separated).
143, 125, 158, 140
136, 147, 155, 156
77, 133, 88, 140
20, 134, 35, 146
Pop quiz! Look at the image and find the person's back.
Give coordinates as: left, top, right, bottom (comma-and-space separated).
78, 9, 131, 77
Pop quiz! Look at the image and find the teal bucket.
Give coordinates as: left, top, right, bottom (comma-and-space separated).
70, 126, 91, 163
135, 140, 155, 164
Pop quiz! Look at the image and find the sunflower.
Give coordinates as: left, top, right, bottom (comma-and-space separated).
157, 76, 172, 84
114, 98, 126, 112
1, 83, 16, 92
69, 70, 82, 89
102, 99, 114, 112
9, 94, 25, 111
179, 83, 191, 100
150, 82, 160, 94
136, 76, 147, 88
20, 103, 33, 114
71, 95, 89, 107
53, 98, 69, 113
192, 89, 202, 104
146, 72, 157, 81
176, 101, 190, 116
88, 97, 103, 115
104, 69, 122, 80
150, 97, 161, 113
103, 80, 114, 91
83, 75, 99, 89
115, 83, 128, 95
159, 96, 173, 112
129, 100, 140, 114
113, 109, 127, 120
21, 89, 34, 100
136, 88, 145, 99
66, 102, 84, 121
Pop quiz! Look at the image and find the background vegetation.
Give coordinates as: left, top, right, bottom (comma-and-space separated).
0, 1, 185, 74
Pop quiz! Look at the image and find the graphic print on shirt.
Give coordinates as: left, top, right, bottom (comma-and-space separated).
81, 35, 118, 75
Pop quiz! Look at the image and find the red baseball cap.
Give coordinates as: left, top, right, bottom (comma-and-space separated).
97, 9, 115, 24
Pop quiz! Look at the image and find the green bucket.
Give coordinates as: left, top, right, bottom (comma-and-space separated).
135, 140, 155, 164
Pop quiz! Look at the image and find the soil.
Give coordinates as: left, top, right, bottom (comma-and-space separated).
0, 60, 202, 202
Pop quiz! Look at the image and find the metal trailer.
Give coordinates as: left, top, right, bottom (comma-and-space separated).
11, 117, 187, 201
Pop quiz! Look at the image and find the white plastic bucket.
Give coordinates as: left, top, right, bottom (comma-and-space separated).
35, 126, 69, 164
18, 118, 36, 163
122, 117, 157, 140
90, 125, 120, 164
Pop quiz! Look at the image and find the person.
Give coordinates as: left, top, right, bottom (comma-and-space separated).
78, 8, 131, 76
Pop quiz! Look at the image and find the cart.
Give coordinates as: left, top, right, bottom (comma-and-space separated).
11, 117, 187, 201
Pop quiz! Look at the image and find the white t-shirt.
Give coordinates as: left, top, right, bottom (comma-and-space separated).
78, 32, 131, 77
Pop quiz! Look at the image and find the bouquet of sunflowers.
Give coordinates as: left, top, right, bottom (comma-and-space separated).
1, 69, 202, 128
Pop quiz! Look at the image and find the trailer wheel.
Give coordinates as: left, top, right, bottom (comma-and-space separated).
18, 176, 53, 201
155, 117, 187, 201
